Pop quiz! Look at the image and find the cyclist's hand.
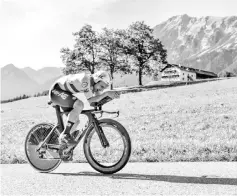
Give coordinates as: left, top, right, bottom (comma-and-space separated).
114, 91, 120, 99
106, 91, 120, 99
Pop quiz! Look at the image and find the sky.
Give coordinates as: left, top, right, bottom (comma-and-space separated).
0, 0, 236, 70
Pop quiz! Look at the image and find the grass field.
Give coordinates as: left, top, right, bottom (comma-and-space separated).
1, 78, 237, 163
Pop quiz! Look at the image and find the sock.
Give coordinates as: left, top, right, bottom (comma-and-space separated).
64, 121, 75, 135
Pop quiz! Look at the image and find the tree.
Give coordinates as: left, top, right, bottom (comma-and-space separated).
71, 24, 101, 74
99, 28, 132, 88
123, 21, 167, 85
218, 71, 236, 78
60, 47, 79, 75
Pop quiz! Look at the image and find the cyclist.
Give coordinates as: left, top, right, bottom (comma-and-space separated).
49, 70, 120, 148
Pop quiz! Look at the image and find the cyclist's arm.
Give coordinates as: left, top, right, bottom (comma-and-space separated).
87, 92, 108, 105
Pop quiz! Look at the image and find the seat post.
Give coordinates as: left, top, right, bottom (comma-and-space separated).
54, 105, 64, 131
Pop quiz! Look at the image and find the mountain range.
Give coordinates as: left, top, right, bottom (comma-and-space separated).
153, 14, 237, 75
1, 64, 63, 100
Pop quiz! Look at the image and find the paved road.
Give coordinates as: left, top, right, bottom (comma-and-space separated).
1, 162, 237, 195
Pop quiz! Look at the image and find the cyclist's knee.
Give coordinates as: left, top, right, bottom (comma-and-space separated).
68, 112, 80, 123
73, 100, 84, 112
74, 119, 80, 125
68, 100, 84, 122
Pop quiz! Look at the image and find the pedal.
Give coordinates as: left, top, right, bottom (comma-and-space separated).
58, 144, 74, 162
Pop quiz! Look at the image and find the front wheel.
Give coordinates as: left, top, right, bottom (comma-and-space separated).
25, 123, 62, 173
83, 119, 131, 174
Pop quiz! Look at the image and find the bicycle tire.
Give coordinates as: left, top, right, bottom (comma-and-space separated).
83, 118, 131, 174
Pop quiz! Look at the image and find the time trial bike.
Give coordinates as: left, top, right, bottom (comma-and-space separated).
25, 96, 131, 174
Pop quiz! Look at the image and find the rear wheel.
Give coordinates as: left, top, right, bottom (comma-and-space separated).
83, 119, 131, 174
25, 123, 62, 173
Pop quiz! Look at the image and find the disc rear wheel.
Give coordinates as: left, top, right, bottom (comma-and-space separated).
25, 123, 62, 173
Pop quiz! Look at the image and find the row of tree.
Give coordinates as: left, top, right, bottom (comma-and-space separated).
60, 21, 167, 86
1, 91, 49, 104
1, 94, 31, 104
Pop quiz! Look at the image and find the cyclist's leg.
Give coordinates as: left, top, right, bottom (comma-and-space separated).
63, 99, 84, 136
59, 100, 84, 146
50, 84, 79, 145
70, 120, 80, 136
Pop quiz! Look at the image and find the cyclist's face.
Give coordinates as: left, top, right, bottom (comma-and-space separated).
94, 81, 109, 92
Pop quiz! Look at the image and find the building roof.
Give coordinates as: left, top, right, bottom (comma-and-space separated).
160, 64, 217, 77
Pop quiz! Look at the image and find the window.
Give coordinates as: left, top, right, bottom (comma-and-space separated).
170, 75, 179, 78
164, 70, 177, 74
162, 75, 179, 78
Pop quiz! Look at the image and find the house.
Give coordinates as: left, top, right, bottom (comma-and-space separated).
160, 64, 217, 82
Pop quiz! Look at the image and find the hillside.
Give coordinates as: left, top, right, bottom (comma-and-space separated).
113, 72, 152, 87
1, 64, 39, 100
1, 78, 237, 163
153, 15, 237, 75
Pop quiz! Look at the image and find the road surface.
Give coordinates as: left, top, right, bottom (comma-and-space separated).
1, 162, 237, 195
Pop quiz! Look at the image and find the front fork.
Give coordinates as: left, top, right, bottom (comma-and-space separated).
93, 119, 110, 148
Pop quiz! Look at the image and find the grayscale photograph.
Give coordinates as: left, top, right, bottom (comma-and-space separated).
0, 0, 237, 195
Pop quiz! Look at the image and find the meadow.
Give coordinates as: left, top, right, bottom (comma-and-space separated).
1, 78, 237, 163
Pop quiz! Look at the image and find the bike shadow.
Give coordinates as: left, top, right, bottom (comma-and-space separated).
50, 171, 237, 186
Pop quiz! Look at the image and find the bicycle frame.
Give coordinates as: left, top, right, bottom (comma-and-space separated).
38, 105, 118, 152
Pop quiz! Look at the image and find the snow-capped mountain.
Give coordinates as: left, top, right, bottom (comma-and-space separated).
153, 14, 237, 75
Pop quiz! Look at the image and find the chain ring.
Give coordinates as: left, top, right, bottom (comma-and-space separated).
58, 144, 74, 162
